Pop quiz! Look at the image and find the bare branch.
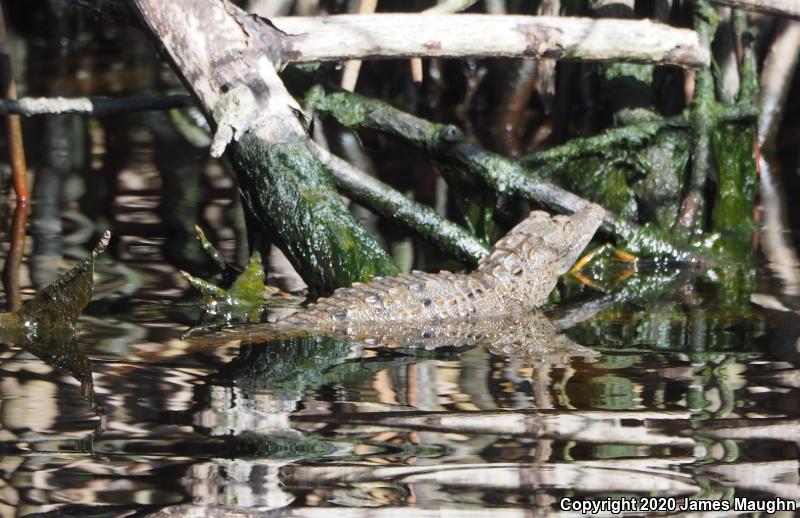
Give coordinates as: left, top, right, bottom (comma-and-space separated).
708, 0, 800, 18
274, 14, 710, 67
0, 94, 194, 116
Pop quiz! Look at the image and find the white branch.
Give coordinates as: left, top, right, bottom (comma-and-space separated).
274, 14, 709, 67
0, 95, 193, 116
708, 0, 800, 18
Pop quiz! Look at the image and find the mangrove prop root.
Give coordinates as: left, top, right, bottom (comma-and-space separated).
307, 87, 706, 262
230, 138, 399, 293
311, 143, 489, 266
673, 1, 719, 237
127, 0, 399, 293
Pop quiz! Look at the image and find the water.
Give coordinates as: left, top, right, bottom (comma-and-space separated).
3, 239, 800, 516
4, 7, 800, 517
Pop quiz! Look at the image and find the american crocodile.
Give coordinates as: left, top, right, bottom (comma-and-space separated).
188, 204, 604, 361
283, 203, 605, 331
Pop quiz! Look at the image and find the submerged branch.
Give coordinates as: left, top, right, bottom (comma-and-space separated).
273, 15, 710, 67
0, 94, 194, 116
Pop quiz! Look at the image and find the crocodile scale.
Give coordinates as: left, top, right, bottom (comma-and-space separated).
284, 204, 605, 332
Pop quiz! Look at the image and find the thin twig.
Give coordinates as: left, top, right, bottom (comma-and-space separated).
339, 0, 378, 92
408, 0, 480, 84
424, 0, 479, 13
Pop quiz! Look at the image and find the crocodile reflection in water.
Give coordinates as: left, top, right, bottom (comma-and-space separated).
205, 204, 605, 359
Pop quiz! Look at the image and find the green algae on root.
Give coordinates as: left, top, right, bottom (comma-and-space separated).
229, 137, 399, 294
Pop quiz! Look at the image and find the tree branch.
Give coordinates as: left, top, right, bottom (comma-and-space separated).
708, 0, 800, 18
0, 94, 194, 116
274, 14, 710, 67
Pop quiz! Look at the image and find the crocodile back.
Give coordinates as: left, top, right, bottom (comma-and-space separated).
284, 270, 506, 330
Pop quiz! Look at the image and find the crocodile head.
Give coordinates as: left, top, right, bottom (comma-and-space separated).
474, 203, 605, 310
547, 203, 606, 275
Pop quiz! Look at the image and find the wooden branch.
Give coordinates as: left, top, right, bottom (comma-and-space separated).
708, 0, 800, 18
2, 204, 29, 312
424, 0, 479, 13
758, 20, 800, 147
0, 94, 194, 116
673, 1, 718, 235
308, 87, 708, 263
339, 0, 378, 92
273, 14, 710, 67
757, 20, 800, 295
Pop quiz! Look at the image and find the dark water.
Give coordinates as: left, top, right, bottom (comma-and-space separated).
3, 7, 800, 518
